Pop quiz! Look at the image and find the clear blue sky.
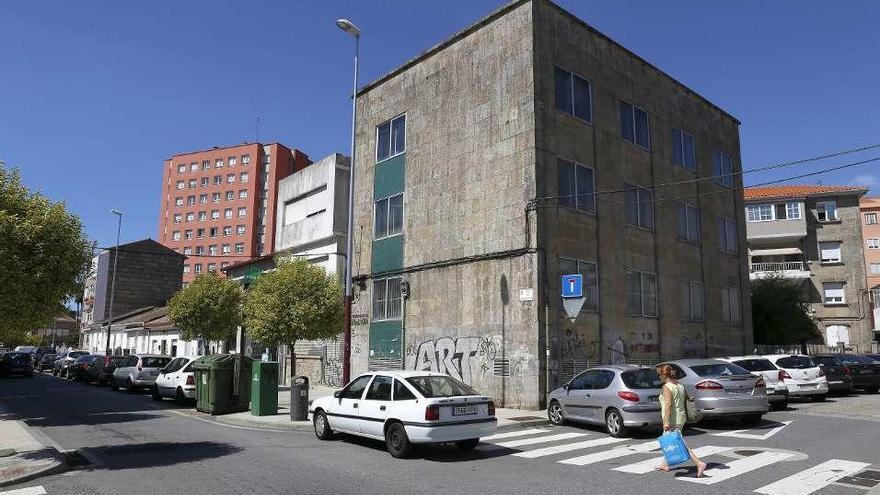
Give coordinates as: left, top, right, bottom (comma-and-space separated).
3, 0, 878, 250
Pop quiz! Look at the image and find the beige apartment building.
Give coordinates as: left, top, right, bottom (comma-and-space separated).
861, 196, 880, 334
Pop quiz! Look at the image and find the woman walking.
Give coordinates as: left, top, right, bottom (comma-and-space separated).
656, 364, 707, 477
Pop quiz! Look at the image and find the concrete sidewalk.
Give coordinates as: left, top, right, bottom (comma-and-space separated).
0, 417, 66, 487
210, 386, 549, 432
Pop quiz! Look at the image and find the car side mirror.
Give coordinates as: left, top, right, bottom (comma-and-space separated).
562, 383, 570, 391
333, 390, 342, 399
818, 363, 825, 367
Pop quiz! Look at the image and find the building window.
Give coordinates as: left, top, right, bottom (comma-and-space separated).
235, 243, 244, 253
211, 192, 220, 203
183, 247, 192, 255
187, 195, 196, 206
221, 262, 230, 269
183, 265, 190, 274
227, 174, 235, 184
201, 177, 209, 188
620, 101, 650, 149
677, 202, 701, 243
188, 179, 196, 189
239, 189, 248, 199
238, 207, 247, 217
194, 264, 202, 274
190, 163, 198, 172
174, 197, 183, 207
376, 114, 406, 162
722, 287, 742, 323
207, 263, 216, 272
225, 191, 234, 201
671, 128, 696, 170
823, 282, 845, 304
681, 280, 704, 321
177, 164, 186, 174
213, 175, 222, 186
222, 244, 230, 254
211, 210, 220, 220
559, 258, 599, 311
173, 214, 182, 224
713, 150, 734, 188
215, 159, 223, 168
870, 263, 880, 275
557, 159, 595, 213
208, 245, 217, 255
241, 154, 251, 165
223, 226, 232, 236
209, 227, 217, 237
865, 213, 878, 225
228, 157, 237, 167
197, 228, 205, 238
172, 231, 181, 241
236, 225, 246, 235
624, 183, 654, 230
176, 181, 185, 190
372, 277, 403, 321
184, 230, 193, 240
199, 194, 207, 204
627, 270, 657, 317
202, 160, 210, 170
819, 241, 842, 263
719, 217, 738, 253
224, 208, 233, 219
197, 211, 206, 222
553, 67, 591, 122
195, 246, 204, 255
185, 212, 194, 222
374, 193, 404, 239
817, 201, 838, 222
240, 172, 249, 183
868, 238, 880, 249
786, 202, 802, 220
746, 204, 773, 222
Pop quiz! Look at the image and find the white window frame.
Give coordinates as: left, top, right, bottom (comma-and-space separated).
171, 231, 181, 241
720, 217, 738, 254
188, 179, 196, 189
816, 201, 838, 222
185, 212, 194, 222
671, 127, 696, 170
238, 207, 247, 218
236, 225, 246, 235
870, 263, 880, 275
372, 276, 403, 321
242, 154, 251, 165
240, 172, 249, 183
375, 114, 407, 163
176, 181, 185, 190
865, 213, 878, 225
374, 193, 404, 240
868, 238, 880, 249
215, 159, 223, 168
239, 189, 248, 199
677, 201, 701, 243
746, 204, 773, 222
626, 269, 657, 317
786, 202, 802, 220
174, 197, 184, 207
721, 286, 742, 324
173, 214, 182, 224
714, 150, 734, 188
624, 183, 654, 230
681, 279, 705, 322
235, 243, 245, 253
177, 164, 186, 174
211, 210, 220, 220
194, 264, 202, 274
224, 208, 233, 219
190, 163, 198, 172
823, 282, 846, 305
819, 241, 842, 264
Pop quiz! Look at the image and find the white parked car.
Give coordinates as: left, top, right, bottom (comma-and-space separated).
763, 354, 829, 401
310, 371, 496, 458
151, 356, 199, 403
721, 356, 789, 409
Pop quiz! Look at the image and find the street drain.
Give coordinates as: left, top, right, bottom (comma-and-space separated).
63, 450, 91, 468
734, 450, 763, 457
838, 470, 880, 488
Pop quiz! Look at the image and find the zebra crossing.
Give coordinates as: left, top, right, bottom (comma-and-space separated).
478, 427, 875, 494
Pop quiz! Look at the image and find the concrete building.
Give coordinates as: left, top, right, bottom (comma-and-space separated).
348, 0, 751, 409
860, 196, 880, 334
744, 185, 874, 351
157, 142, 311, 284
80, 239, 185, 339
33, 314, 78, 347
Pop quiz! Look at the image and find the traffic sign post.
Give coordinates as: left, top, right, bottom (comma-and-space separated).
561, 274, 586, 323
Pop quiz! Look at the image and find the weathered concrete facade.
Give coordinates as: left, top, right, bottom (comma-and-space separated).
350, 0, 750, 409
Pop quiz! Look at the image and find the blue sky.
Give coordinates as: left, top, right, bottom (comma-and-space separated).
2, 0, 878, 250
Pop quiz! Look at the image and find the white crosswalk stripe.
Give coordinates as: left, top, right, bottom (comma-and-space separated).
490, 432, 589, 449
481, 428, 552, 442
681, 451, 796, 485
0, 486, 47, 495
613, 445, 732, 474
513, 436, 625, 459
754, 459, 871, 495
557, 440, 657, 466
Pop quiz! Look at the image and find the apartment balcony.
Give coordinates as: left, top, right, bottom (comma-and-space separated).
749, 261, 811, 280
746, 217, 807, 244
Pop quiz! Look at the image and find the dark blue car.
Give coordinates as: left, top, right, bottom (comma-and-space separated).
0, 352, 35, 378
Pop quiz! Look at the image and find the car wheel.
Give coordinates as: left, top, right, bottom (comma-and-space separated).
313, 411, 333, 440
52, 368, 57, 376
811, 394, 827, 402
385, 422, 413, 458
176, 388, 188, 405
605, 408, 627, 438
455, 439, 479, 450
126, 378, 137, 394
151, 385, 162, 401
772, 401, 788, 411
742, 414, 763, 425
864, 387, 879, 394
548, 400, 565, 426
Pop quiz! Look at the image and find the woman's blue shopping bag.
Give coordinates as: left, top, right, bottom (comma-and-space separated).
658, 431, 689, 466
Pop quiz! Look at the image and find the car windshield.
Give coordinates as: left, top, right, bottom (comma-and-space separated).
620, 369, 662, 389
733, 359, 777, 372
4, 353, 28, 362
141, 357, 171, 368
840, 355, 874, 364
689, 363, 750, 377
776, 356, 815, 369
406, 376, 479, 398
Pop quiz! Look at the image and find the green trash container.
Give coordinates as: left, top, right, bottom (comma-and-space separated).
192, 354, 254, 415
251, 361, 278, 416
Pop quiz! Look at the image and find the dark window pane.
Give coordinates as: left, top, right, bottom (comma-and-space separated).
554, 67, 572, 114
372, 280, 386, 320
557, 160, 575, 208
687, 206, 700, 242
627, 271, 642, 314
624, 185, 639, 225
639, 188, 654, 230
342, 375, 372, 399
388, 194, 404, 236
374, 198, 388, 238
365, 375, 393, 401
620, 101, 634, 142
682, 133, 696, 169
406, 376, 478, 398
386, 278, 402, 319
572, 75, 591, 121
634, 107, 650, 148
643, 273, 657, 316
575, 165, 594, 213
677, 204, 688, 240
583, 263, 599, 311
376, 121, 391, 161
621, 369, 663, 389
671, 129, 683, 166
391, 116, 406, 156
394, 379, 417, 400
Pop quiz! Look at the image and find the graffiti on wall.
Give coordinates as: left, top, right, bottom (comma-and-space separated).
679, 334, 704, 358
561, 329, 590, 360
603, 331, 659, 364
409, 336, 507, 384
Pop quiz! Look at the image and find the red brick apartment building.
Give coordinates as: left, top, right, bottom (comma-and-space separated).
158, 142, 310, 284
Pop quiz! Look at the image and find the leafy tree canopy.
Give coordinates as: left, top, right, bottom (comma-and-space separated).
168, 271, 244, 342
0, 164, 93, 345
751, 274, 821, 345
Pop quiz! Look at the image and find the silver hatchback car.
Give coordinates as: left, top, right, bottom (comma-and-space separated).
659, 359, 769, 424
111, 354, 172, 393
547, 365, 663, 437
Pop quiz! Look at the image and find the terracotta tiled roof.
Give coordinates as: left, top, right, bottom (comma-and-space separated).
743, 185, 868, 201
860, 196, 880, 208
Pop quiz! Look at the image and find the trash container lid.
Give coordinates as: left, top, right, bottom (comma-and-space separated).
190, 354, 254, 371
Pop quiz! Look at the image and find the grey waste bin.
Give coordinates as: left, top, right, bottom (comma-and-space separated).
290, 375, 309, 421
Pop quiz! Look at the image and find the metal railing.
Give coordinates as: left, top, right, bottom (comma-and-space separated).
750, 261, 808, 273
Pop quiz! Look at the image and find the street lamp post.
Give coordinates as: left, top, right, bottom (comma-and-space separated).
105, 209, 123, 356
336, 18, 360, 385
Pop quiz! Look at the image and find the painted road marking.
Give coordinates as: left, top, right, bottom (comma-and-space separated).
492, 432, 589, 449
0, 486, 48, 495
613, 445, 731, 474
754, 459, 871, 495
513, 437, 625, 459
557, 440, 657, 466
712, 421, 793, 440
481, 428, 552, 442
681, 451, 796, 485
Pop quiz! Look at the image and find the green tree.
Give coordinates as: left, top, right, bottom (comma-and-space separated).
751, 275, 820, 345
0, 164, 93, 345
168, 271, 244, 344
244, 258, 343, 377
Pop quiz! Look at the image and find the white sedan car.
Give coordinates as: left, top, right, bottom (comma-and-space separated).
151, 356, 199, 403
764, 354, 829, 400
310, 370, 496, 458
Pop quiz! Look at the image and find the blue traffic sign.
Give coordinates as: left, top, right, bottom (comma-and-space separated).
561, 274, 583, 298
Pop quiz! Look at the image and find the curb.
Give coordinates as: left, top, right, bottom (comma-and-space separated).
0, 448, 67, 488
209, 413, 551, 433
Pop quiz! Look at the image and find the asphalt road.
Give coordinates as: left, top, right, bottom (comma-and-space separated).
2, 372, 879, 495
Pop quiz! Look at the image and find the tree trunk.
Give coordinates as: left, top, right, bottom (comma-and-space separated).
289, 341, 297, 379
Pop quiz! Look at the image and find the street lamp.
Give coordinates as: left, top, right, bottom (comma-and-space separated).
336, 17, 360, 385
105, 209, 123, 356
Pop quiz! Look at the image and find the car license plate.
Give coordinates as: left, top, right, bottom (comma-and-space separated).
800, 383, 817, 390
726, 387, 752, 394
452, 405, 478, 416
